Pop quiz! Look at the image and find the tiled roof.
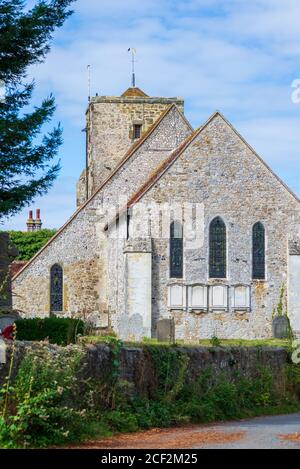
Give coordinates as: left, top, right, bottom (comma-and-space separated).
121, 87, 149, 98
10, 261, 28, 277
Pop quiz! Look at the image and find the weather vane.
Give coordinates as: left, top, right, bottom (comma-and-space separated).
87, 64, 91, 101
128, 48, 137, 88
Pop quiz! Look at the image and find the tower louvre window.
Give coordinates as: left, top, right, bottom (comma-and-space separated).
133, 124, 142, 140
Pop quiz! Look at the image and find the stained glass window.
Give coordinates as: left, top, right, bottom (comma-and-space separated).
50, 264, 63, 312
252, 222, 265, 280
209, 217, 226, 278
170, 221, 183, 278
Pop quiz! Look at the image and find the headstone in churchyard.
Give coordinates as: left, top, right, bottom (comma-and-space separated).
157, 318, 175, 343
272, 315, 291, 339
0, 312, 20, 331
0, 232, 18, 312
0, 337, 6, 364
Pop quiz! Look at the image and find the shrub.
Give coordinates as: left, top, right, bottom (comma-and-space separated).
210, 336, 221, 347
8, 230, 56, 261
0, 347, 89, 448
1, 340, 300, 448
104, 410, 138, 433
15, 317, 84, 345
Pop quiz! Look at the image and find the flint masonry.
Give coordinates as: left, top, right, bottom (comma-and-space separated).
12, 86, 300, 340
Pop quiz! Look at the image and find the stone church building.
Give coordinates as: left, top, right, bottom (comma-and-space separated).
12, 87, 300, 340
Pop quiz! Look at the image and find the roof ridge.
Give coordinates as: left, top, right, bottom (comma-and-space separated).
104, 111, 220, 230
13, 104, 193, 281
95, 103, 192, 188
105, 109, 300, 231
215, 111, 300, 205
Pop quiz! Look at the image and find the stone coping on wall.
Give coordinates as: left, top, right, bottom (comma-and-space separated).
89, 96, 184, 105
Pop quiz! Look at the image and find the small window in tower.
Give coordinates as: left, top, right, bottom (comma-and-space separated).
134, 124, 142, 140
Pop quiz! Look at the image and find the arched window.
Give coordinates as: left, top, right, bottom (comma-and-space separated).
50, 264, 63, 312
170, 221, 183, 278
252, 222, 265, 280
209, 217, 226, 278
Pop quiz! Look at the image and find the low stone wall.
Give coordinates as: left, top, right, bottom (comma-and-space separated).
0, 341, 289, 398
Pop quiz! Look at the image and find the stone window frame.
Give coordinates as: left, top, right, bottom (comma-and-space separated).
167, 282, 187, 310
49, 263, 64, 315
169, 220, 184, 279
208, 284, 230, 312
187, 283, 209, 313
132, 120, 143, 141
231, 283, 251, 311
208, 216, 228, 280
252, 221, 267, 281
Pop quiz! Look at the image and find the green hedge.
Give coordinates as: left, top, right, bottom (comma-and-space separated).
7, 230, 56, 261
15, 317, 85, 345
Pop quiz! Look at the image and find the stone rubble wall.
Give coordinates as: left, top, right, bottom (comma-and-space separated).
0, 341, 289, 399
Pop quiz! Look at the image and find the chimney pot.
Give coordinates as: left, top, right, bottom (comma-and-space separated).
36, 209, 40, 220
29, 210, 33, 219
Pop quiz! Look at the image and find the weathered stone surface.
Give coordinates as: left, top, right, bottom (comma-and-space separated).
289, 240, 300, 255
135, 113, 300, 340
12, 105, 191, 328
0, 342, 289, 398
78, 93, 185, 204
11, 95, 300, 341
157, 319, 175, 342
272, 316, 291, 339
0, 338, 5, 364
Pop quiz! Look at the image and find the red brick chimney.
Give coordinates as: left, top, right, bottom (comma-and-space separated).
35, 209, 42, 231
26, 209, 42, 231
26, 210, 34, 232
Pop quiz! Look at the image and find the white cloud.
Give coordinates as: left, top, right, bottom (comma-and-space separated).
1, 177, 77, 231
4, 0, 300, 229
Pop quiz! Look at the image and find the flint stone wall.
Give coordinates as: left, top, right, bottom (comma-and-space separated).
137, 113, 300, 340
0, 342, 289, 398
83, 96, 185, 199
12, 107, 191, 323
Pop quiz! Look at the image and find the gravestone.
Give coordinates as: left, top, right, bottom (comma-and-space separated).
0, 337, 5, 364
157, 318, 175, 343
272, 315, 291, 339
0, 312, 20, 331
0, 232, 18, 313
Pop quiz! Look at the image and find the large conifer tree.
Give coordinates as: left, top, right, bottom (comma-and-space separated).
0, 0, 75, 218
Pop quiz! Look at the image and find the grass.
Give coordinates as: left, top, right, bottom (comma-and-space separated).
79, 335, 290, 348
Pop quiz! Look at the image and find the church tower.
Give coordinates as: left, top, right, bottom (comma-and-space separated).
76, 87, 184, 206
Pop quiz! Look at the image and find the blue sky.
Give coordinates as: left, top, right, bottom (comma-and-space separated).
2, 0, 300, 230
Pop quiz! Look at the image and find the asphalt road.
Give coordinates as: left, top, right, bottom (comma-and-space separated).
72, 412, 300, 450
199, 413, 300, 449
